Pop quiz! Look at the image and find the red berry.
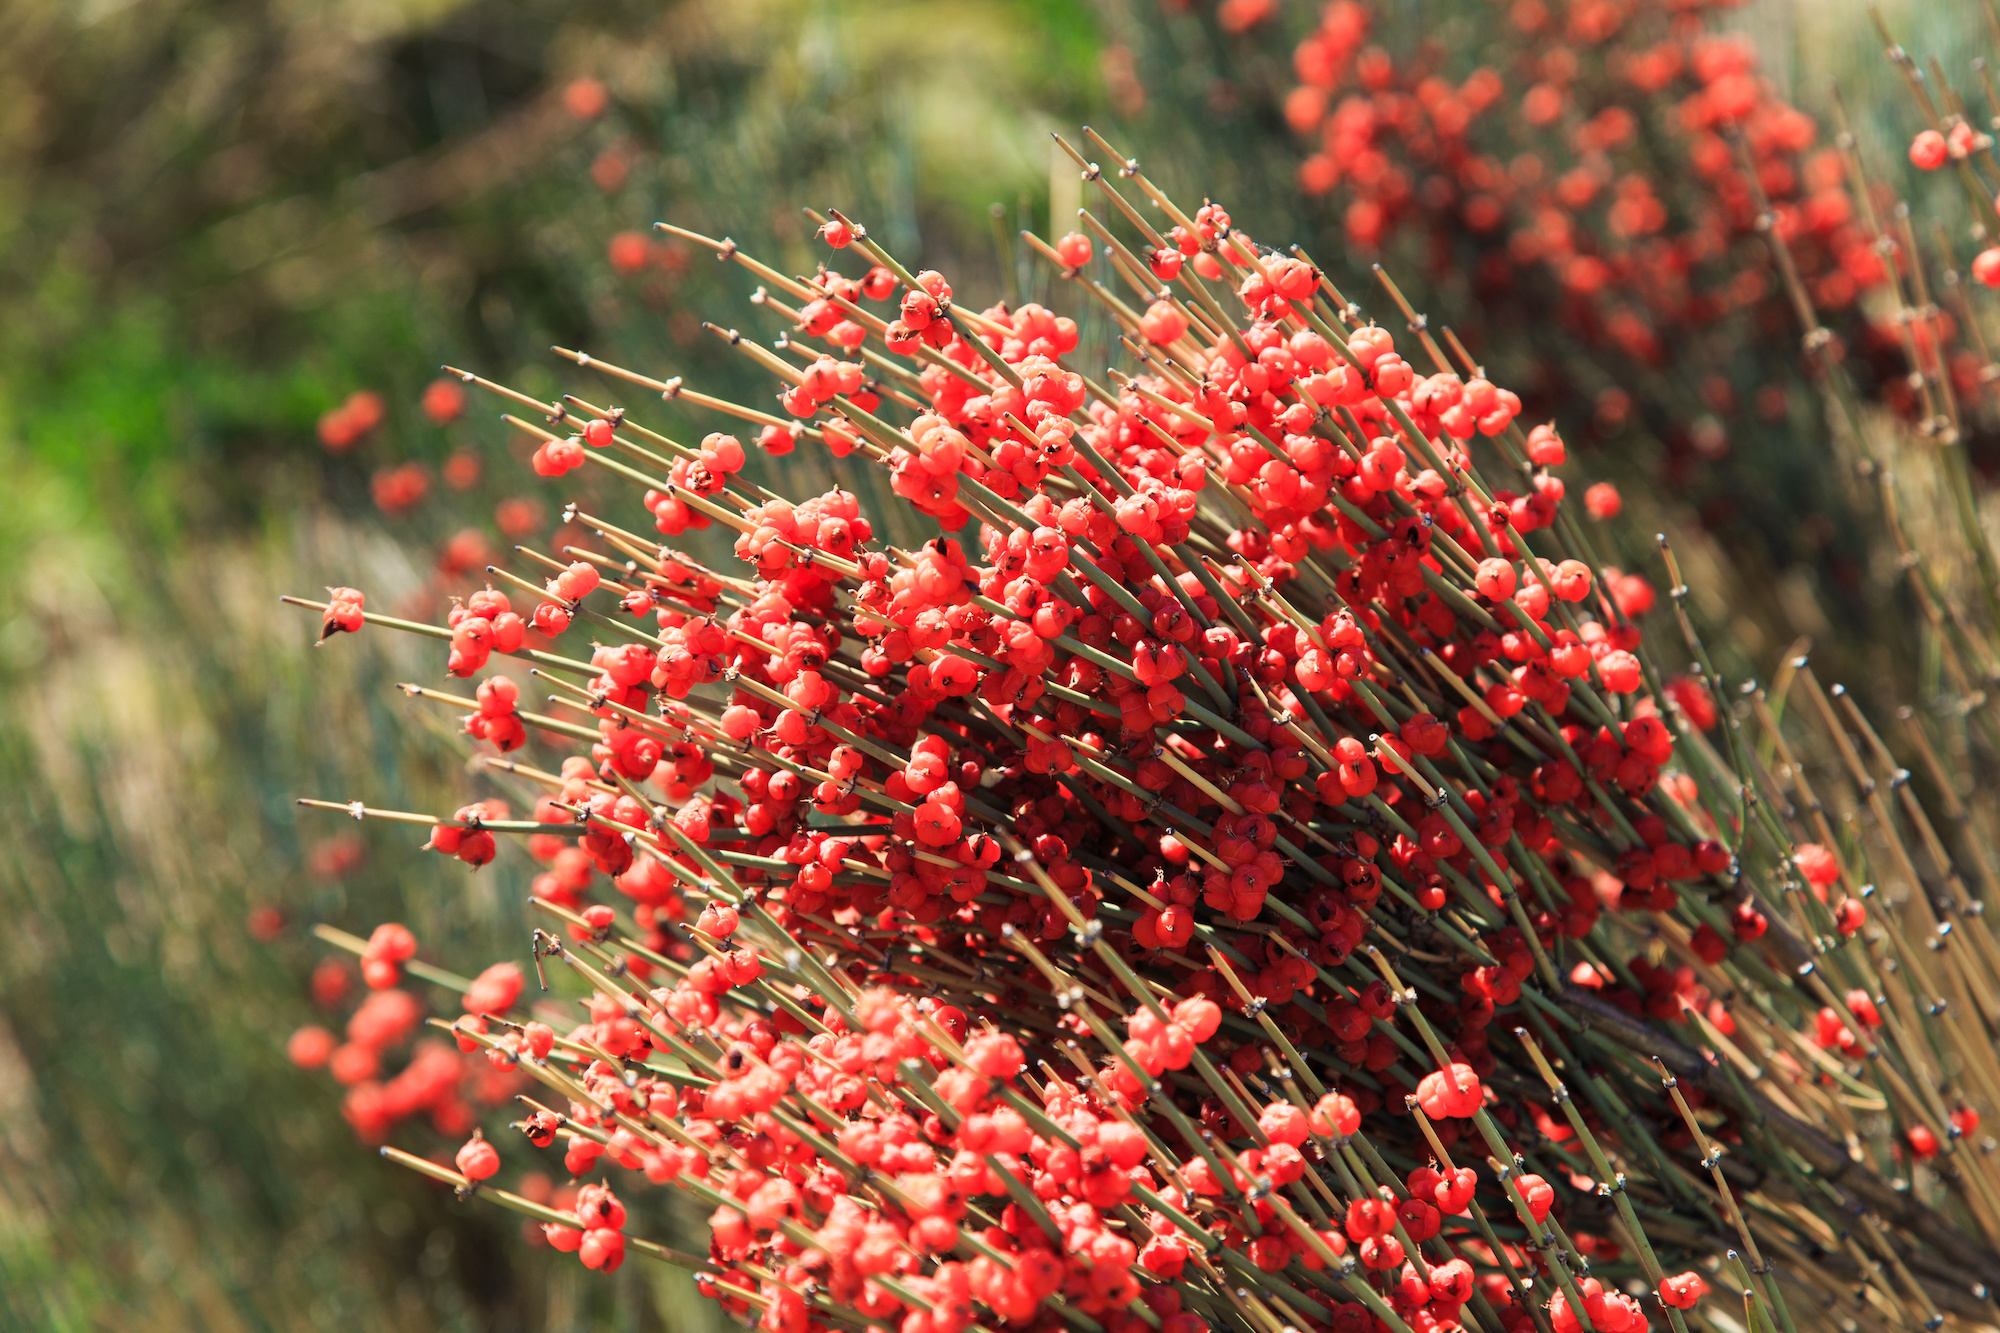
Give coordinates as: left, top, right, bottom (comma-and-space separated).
1258, 1103, 1310, 1147
1415, 1063, 1483, 1118
563, 77, 609, 120
423, 378, 467, 424
365, 923, 416, 962
1140, 300, 1189, 344
456, 1134, 501, 1181
1517, 1173, 1554, 1223
464, 962, 524, 1015
1345, 1196, 1395, 1241
609, 232, 652, 274
1054, 232, 1093, 269
287, 1025, 336, 1068
532, 602, 571, 636
1525, 422, 1565, 465
1793, 842, 1840, 889
1433, 1166, 1477, 1214
1660, 1271, 1708, 1309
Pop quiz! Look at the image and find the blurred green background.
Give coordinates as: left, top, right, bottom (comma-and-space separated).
0, 0, 1976, 1327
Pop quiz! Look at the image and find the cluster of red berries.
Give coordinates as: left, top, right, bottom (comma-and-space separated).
425, 800, 509, 868
312, 349, 566, 551
318, 389, 386, 452
359, 921, 418, 987
464, 675, 527, 751
283, 125, 2000, 1333
292, 964, 525, 1141
1274, 0, 1875, 327
1139, 0, 1990, 511
371, 461, 430, 514
444, 589, 529, 677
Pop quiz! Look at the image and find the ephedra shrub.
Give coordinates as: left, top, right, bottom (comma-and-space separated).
283, 114, 2000, 1333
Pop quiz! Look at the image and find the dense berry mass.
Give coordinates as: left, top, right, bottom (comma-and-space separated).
284, 94, 2000, 1333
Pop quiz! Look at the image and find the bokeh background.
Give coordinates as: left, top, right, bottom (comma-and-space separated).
0, 0, 1981, 1327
